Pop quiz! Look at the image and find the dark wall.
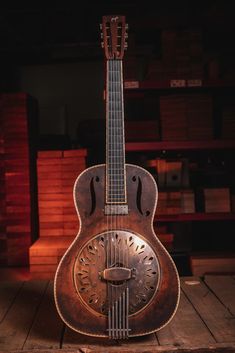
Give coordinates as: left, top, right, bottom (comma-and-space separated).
19, 61, 104, 141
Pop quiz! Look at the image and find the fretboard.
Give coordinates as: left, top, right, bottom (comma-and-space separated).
106, 59, 126, 204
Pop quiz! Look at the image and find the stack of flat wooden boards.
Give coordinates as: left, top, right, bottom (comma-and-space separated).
29, 149, 87, 278
0, 93, 37, 266
190, 253, 235, 276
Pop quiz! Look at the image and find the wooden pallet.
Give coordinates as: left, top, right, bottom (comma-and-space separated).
0, 275, 234, 352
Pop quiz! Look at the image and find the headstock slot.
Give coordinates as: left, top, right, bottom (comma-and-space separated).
101, 15, 127, 60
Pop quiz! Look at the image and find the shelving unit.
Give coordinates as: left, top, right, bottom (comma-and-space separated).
122, 27, 235, 276
124, 79, 235, 90
155, 212, 235, 222
126, 140, 235, 152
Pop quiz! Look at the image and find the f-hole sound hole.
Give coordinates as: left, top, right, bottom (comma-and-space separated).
145, 210, 150, 217
89, 177, 96, 216
136, 177, 143, 215
95, 176, 100, 182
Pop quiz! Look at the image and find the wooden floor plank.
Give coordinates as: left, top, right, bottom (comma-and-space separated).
62, 326, 118, 349
122, 333, 158, 347
23, 281, 64, 349
204, 275, 235, 315
181, 277, 235, 343
0, 281, 23, 323
3, 344, 235, 353
0, 280, 48, 351
157, 290, 215, 346
63, 323, 157, 349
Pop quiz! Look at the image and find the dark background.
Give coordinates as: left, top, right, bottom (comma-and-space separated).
1, 1, 235, 143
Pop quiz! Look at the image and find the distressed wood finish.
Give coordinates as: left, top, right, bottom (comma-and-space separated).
54, 164, 180, 337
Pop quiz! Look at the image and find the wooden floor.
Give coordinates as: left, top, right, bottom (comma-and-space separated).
0, 276, 235, 353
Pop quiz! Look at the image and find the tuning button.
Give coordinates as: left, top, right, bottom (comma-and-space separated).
101, 42, 104, 48
100, 33, 103, 39
100, 24, 103, 30
125, 33, 128, 38
125, 24, 129, 30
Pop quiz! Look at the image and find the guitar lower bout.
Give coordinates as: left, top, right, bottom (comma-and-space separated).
54, 164, 180, 338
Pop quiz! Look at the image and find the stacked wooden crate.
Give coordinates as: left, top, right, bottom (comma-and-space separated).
162, 29, 203, 79
29, 149, 87, 278
160, 94, 213, 140
0, 106, 6, 265
146, 29, 204, 80
154, 225, 174, 251
157, 192, 182, 215
190, 253, 235, 275
125, 120, 160, 141
159, 95, 188, 140
222, 106, 235, 139
181, 190, 195, 213
187, 94, 213, 140
0, 93, 37, 266
204, 188, 231, 213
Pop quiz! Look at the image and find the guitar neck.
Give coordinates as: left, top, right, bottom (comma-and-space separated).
106, 59, 126, 204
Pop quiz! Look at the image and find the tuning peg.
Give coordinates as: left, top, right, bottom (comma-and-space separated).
125, 24, 129, 30
101, 33, 103, 39
101, 42, 104, 48
125, 33, 128, 38
100, 24, 103, 30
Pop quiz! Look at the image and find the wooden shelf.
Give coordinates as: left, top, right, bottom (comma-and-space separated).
124, 79, 235, 90
155, 213, 235, 222
126, 140, 235, 152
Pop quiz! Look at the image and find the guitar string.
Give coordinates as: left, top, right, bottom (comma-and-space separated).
119, 59, 126, 338
117, 59, 123, 338
114, 59, 118, 338
106, 58, 111, 337
121, 59, 128, 338
112, 58, 115, 338
117, 59, 122, 338
120, 59, 126, 338
118, 59, 125, 339
110, 58, 114, 338
114, 59, 120, 338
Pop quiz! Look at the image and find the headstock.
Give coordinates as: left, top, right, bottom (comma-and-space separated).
100, 15, 128, 59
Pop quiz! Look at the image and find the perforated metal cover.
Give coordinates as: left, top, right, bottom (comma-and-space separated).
73, 230, 160, 316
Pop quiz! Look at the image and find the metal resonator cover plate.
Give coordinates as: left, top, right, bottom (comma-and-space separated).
73, 230, 160, 316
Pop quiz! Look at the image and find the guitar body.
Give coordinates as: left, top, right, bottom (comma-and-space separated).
54, 164, 180, 337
